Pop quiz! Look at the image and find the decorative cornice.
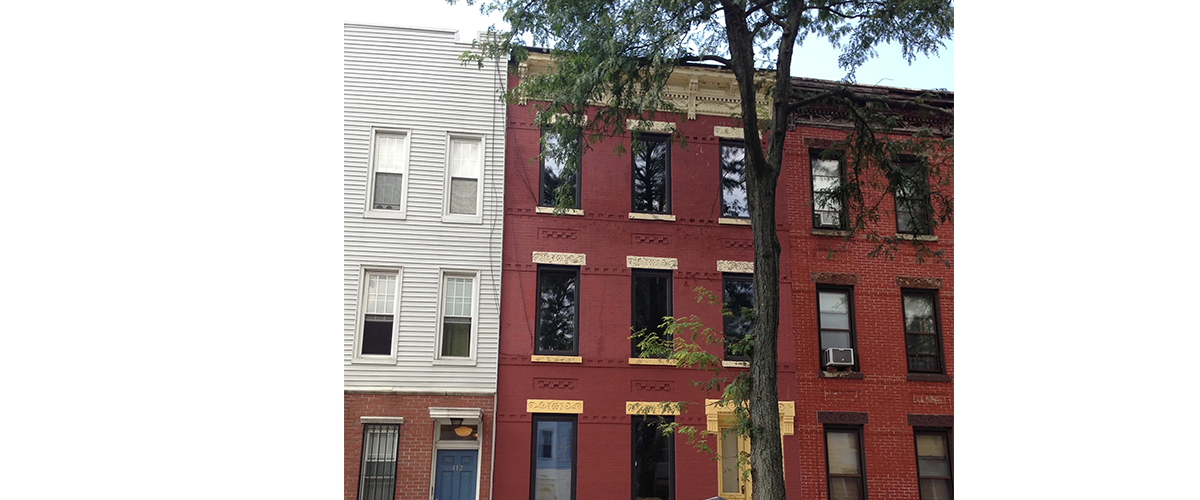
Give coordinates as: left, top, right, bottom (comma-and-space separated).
907, 414, 953, 427
895, 276, 942, 289
811, 272, 858, 285
533, 251, 586, 266
817, 411, 869, 425
626, 256, 678, 270
717, 260, 754, 273
360, 416, 405, 424
526, 399, 584, 414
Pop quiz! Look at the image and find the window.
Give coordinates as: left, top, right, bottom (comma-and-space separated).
817, 287, 856, 370
531, 415, 576, 500
825, 427, 866, 500
631, 135, 670, 214
902, 290, 943, 373
631, 269, 672, 357
717, 428, 751, 500
722, 274, 753, 360
446, 136, 484, 217
914, 430, 952, 500
536, 265, 579, 355
894, 157, 932, 234
438, 273, 477, 358
358, 424, 400, 500
359, 271, 399, 357
540, 129, 581, 208
811, 149, 845, 229
632, 416, 674, 500
366, 130, 409, 215
719, 141, 748, 218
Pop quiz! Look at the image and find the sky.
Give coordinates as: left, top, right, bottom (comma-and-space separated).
343, 0, 953, 91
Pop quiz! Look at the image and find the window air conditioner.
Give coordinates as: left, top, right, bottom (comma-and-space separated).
815, 212, 840, 228
823, 347, 854, 367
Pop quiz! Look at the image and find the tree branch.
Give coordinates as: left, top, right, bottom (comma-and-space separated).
678, 54, 732, 67
789, 86, 953, 117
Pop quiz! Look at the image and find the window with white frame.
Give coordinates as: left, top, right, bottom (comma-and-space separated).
447, 137, 484, 216
359, 271, 399, 357
367, 131, 409, 213
439, 273, 476, 358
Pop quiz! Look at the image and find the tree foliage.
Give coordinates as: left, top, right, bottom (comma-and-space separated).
460, 1, 953, 499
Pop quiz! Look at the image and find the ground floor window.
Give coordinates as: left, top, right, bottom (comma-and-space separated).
915, 429, 952, 500
531, 415, 576, 500
632, 416, 673, 500
358, 424, 400, 500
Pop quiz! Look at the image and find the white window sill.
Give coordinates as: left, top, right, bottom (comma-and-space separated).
432, 357, 478, 366
441, 213, 483, 224
895, 233, 938, 242
718, 217, 750, 225
364, 209, 407, 220
628, 212, 676, 222
531, 355, 583, 363
351, 357, 397, 365
535, 206, 585, 216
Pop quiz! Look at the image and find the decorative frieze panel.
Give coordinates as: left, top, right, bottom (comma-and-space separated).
816, 411, 868, 425
717, 260, 754, 273
626, 256, 678, 270
895, 276, 942, 289
632, 380, 674, 392
534, 378, 578, 390
533, 251, 586, 266
811, 272, 858, 285
907, 414, 953, 427
626, 119, 677, 134
526, 399, 584, 414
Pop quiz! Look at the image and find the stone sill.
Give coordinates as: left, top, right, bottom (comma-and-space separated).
628, 357, 678, 366
811, 228, 850, 237
531, 355, 582, 364
718, 217, 750, 226
535, 206, 584, 216
722, 360, 749, 368
819, 370, 864, 379
628, 212, 676, 222
895, 233, 938, 242
906, 373, 952, 382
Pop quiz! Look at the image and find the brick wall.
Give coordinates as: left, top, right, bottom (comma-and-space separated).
344, 393, 496, 500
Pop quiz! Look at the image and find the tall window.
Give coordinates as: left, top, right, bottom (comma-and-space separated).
914, 430, 952, 500
631, 269, 672, 357
720, 141, 748, 218
447, 137, 483, 216
631, 135, 670, 213
811, 149, 845, 229
360, 271, 398, 357
536, 265, 579, 355
817, 287, 856, 370
540, 129, 581, 208
902, 290, 943, 373
825, 426, 866, 500
358, 424, 400, 500
722, 274, 753, 360
439, 273, 476, 358
894, 157, 931, 234
632, 416, 674, 500
368, 131, 409, 213
531, 415, 577, 500
718, 428, 751, 500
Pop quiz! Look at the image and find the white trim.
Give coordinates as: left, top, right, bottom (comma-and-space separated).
433, 269, 481, 364
442, 133, 486, 224
429, 407, 484, 420
360, 416, 405, 424
532, 251, 586, 266
364, 127, 411, 219
429, 412, 484, 500
352, 266, 402, 362
343, 387, 497, 395
626, 119, 677, 134
626, 256, 678, 270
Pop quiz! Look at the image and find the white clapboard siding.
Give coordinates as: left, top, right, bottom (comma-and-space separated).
344, 24, 505, 392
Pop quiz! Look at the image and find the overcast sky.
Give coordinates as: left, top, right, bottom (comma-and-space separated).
342, 0, 954, 91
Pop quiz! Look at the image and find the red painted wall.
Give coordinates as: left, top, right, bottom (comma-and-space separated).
344, 394, 496, 500
495, 90, 799, 500
784, 125, 954, 500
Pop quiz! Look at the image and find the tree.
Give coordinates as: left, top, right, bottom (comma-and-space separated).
462, 1, 953, 499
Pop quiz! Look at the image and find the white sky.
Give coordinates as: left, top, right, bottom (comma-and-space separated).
341, 0, 953, 90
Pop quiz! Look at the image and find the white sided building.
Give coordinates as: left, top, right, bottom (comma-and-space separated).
343, 23, 504, 500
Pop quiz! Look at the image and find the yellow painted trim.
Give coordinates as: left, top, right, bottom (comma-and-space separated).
718, 217, 751, 226
530, 355, 583, 364
534, 206, 585, 216
625, 401, 682, 415
628, 357, 678, 366
526, 399, 584, 414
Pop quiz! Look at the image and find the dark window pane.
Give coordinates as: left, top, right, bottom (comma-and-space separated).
632, 271, 672, 357
723, 276, 753, 358
720, 142, 747, 218
826, 430, 861, 475
373, 172, 403, 209
812, 151, 843, 228
821, 330, 851, 349
903, 292, 941, 373
537, 269, 578, 354
907, 354, 940, 372
359, 425, 400, 500
906, 333, 938, 355
533, 419, 575, 500
442, 319, 471, 357
919, 479, 952, 500
828, 477, 863, 500
632, 417, 673, 500
450, 177, 478, 214
541, 131, 579, 207
361, 318, 393, 355
895, 160, 931, 234
632, 138, 669, 213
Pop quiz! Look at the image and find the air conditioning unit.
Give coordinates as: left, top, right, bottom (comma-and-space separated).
814, 212, 841, 228
823, 347, 854, 367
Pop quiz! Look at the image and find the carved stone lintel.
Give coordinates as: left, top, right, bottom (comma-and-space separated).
626, 119, 677, 134
717, 260, 754, 273
625, 401, 682, 416
526, 399, 583, 414
626, 256, 678, 270
895, 276, 942, 289
811, 272, 858, 285
533, 251, 586, 266
907, 414, 953, 427
817, 411, 868, 425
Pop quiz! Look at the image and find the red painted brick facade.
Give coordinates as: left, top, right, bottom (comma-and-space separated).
344, 393, 495, 500
785, 124, 953, 500
495, 81, 800, 499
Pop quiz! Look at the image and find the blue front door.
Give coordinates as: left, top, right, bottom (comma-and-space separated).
433, 450, 477, 500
